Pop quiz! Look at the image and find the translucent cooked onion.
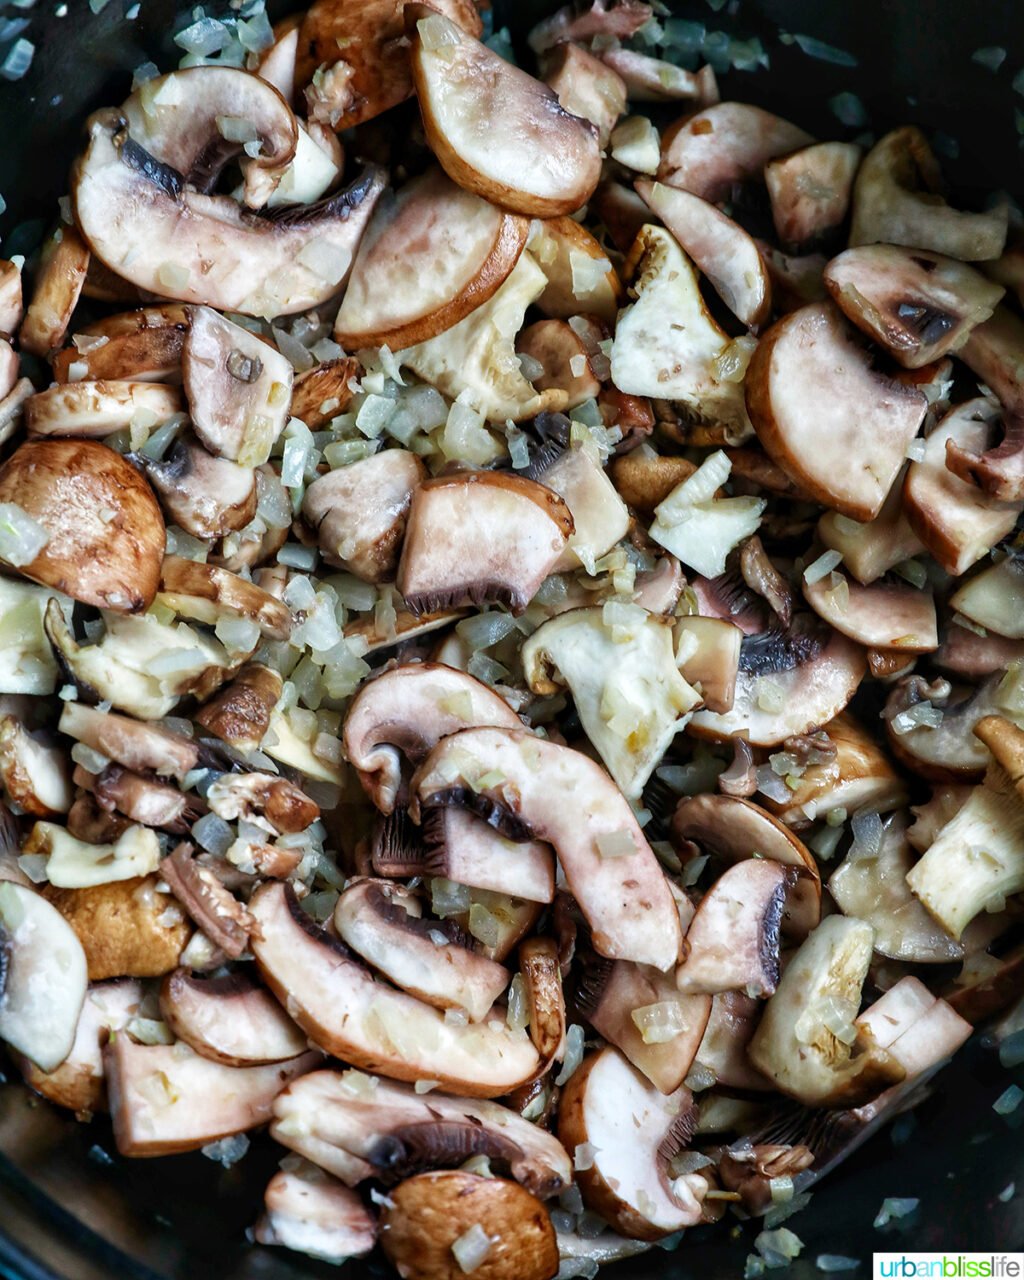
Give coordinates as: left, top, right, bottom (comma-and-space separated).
554, 1023, 585, 1085
430, 877, 471, 918
506, 973, 529, 1031
595, 829, 637, 859
631, 1000, 688, 1044
0, 502, 50, 567
803, 549, 843, 584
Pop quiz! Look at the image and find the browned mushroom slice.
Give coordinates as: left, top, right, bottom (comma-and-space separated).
51, 304, 189, 385
951, 556, 1024, 639
412, 727, 682, 971
423, 808, 555, 904
601, 49, 717, 105
576, 956, 711, 1094
764, 141, 861, 249
903, 397, 1019, 575
885, 673, 1015, 782
408, 8, 601, 218
0, 439, 165, 613
609, 450, 696, 516
817, 481, 923, 585
694, 991, 772, 1092
83, 764, 194, 833
529, 0, 651, 50
335, 168, 529, 350
636, 180, 771, 328
745, 302, 927, 520
72, 115, 386, 317
529, 217, 621, 324
590, 179, 655, 255
0, 377, 32, 450
518, 936, 565, 1062
542, 43, 626, 149
159, 968, 308, 1066
334, 879, 509, 1022
632, 554, 683, 615
255, 1161, 377, 1264
558, 1046, 705, 1238
975, 716, 1024, 803
657, 103, 813, 203
345, 605, 470, 655
194, 662, 283, 753
534, 442, 629, 575
397, 472, 572, 617
803, 567, 937, 653
516, 320, 602, 410
289, 358, 359, 431
249, 882, 540, 1096
59, 702, 198, 780
24, 381, 184, 439
137, 435, 257, 540
850, 127, 1007, 261
824, 245, 1004, 369
0, 257, 24, 335
673, 616, 741, 714
160, 843, 255, 959
105, 1035, 318, 1156
156, 556, 291, 641
20, 226, 90, 358
0, 715, 71, 817
205, 773, 318, 836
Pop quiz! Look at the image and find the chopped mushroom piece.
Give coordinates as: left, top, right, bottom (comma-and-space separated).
516, 320, 603, 411
533, 440, 629, 574
529, 217, 621, 324
51, 304, 189, 384
58, 701, 198, 780
206, 772, 318, 836
765, 141, 862, 249
975, 715, 1024, 801
137, 435, 257, 541
419, 808, 555, 904
951, 556, 1024, 638
884, 672, 1018, 781
802, 566, 938, 653
194, 662, 283, 753
20, 226, 90, 358
519, 936, 565, 1062
0, 257, 24, 334
255, 1161, 377, 1265
0, 715, 71, 816
694, 991, 772, 1093
85, 764, 195, 833
160, 842, 256, 959
23, 381, 184, 438
288, 357, 359, 430
673, 616, 742, 714
529, 0, 652, 53
542, 43, 627, 150
817, 481, 924, 585
160, 968, 308, 1066
601, 49, 717, 105
156, 555, 292, 641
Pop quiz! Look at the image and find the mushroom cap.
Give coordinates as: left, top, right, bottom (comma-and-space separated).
193, 661, 283, 753
530, 216, 621, 324
255, 1162, 377, 1264
138, 435, 257, 541
803, 566, 938, 653
159, 968, 308, 1066
543, 42, 627, 150
0, 439, 165, 613
51, 303, 189, 384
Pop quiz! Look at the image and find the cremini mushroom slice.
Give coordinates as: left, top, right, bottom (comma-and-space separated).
558, 1046, 705, 1239
0, 880, 88, 1071
541, 43, 627, 150
206, 772, 318, 836
249, 881, 541, 1096
850, 127, 1007, 261
0, 341, 19, 403
344, 604, 470, 655
521, 606, 700, 799
72, 113, 386, 317
516, 320, 602, 411
0, 257, 24, 335
83, 763, 196, 834
58, 701, 199, 780
160, 841, 256, 959
411, 726, 683, 970
976, 715, 1024, 799
302, 450, 426, 582
416, 810, 555, 904
636, 180, 771, 328
802, 565, 938, 653
261, 709, 345, 786
272, 1068, 571, 1196
137, 435, 257, 540
408, 8, 601, 219
528, 0, 652, 52
105, 1035, 318, 1157
745, 302, 927, 521
397, 472, 573, 616
657, 102, 813, 203
289, 356, 359, 430
379, 1170, 558, 1280
764, 141, 861, 249
335, 168, 529, 350
600, 49, 717, 105
884, 672, 1018, 781
159, 969, 308, 1066
529, 217, 621, 324
193, 662, 283, 753
23, 380, 184, 439
155, 555, 292, 641
830, 248, 1004, 374
673, 616, 741, 714
748, 915, 905, 1107
693, 991, 772, 1093
903, 397, 1019, 575
52, 304, 189, 385
0, 439, 166, 612
817, 481, 924, 585
20, 226, 90, 358
255, 1161, 377, 1265
334, 879, 509, 1022
518, 936, 565, 1062
0, 715, 71, 817
951, 556, 1024, 638
532, 439, 629, 574
757, 240, 829, 312
24, 820, 161, 888
262, 121, 343, 210
608, 450, 696, 517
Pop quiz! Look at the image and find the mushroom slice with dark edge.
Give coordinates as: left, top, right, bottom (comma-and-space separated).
671, 793, 820, 938
541, 43, 627, 150
159, 968, 308, 1065
529, 217, 621, 324
273, 1067, 571, 1194
0, 439, 166, 613
343, 662, 524, 814
333, 879, 509, 1022
976, 715, 1024, 802
600, 49, 718, 105
155, 556, 292, 641
635, 180, 771, 328
288, 357, 359, 431
408, 7, 602, 218
575, 956, 711, 1094
194, 662, 283, 753
558, 1046, 705, 1238
532, 438, 629, 574
516, 320, 603, 410
85, 764, 195, 834
0, 715, 71, 817
24, 381, 184, 438
205, 773, 319, 836
816, 480, 923, 585
673, 616, 742, 713
249, 881, 540, 1095
302, 450, 426, 583
520, 606, 700, 799
255, 1161, 377, 1265
379, 1171, 558, 1280
828, 813, 962, 963
421, 808, 555, 904
19, 226, 90, 358
104, 1036, 319, 1156
675, 859, 790, 997
51, 304, 189, 385
903, 397, 1019, 575
334, 168, 529, 350
397, 473, 573, 617
764, 141, 862, 249
344, 605, 470, 656
694, 990, 772, 1092
745, 302, 927, 520
0, 880, 88, 1071
136, 435, 257, 540
657, 102, 813, 203
802, 565, 938, 653
518, 936, 565, 1062
884, 673, 1019, 781
72, 114, 386, 317
160, 842, 255, 959
747, 915, 905, 1107
58, 702, 199, 780
849, 127, 1007, 261
411, 726, 682, 971
824, 245, 1004, 368
951, 555, 1024, 638
182, 306, 293, 466
528, 0, 652, 52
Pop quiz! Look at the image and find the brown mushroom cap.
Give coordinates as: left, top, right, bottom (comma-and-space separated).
51, 304, 189, 385
20, 226, 90, 358
160, 968, 309, 1066
542, 42, 627, 151
0, 439, 165, 612
194, 661, 282, 753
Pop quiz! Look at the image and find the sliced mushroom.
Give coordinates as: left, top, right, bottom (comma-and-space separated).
24, 820, 160, 888
803, 566, 937, 652
693, 990, 772, 1092
408, 8, 601, 218
58, 701, 198, 780
51, 304, 189, 385
636, 180, 771, 328
590, 179, 655, 255
747, 915, 905, 1106
0, 880, 88, 1071
542, 42, 627, 149
601, 49, 716, 105
849, 127, 1007, 261
24, 380, 184, 439
72, 113, 386, 317
533, 440, 630, 575
194, 662, 283, 753
66, 795, 134, 845
262, 121, 343, 210
156, 555, 292, 641
903, 397, 1019, 575
0, 715, 71, 816
521, 606, 700, 799
657, 102, 813, 203
0, 257, 24, 335
518, 936, 565, 1062
745, 302, 927, 520
529, 217, 621, 324
254, 1161, 377, 1264
289, 357, 359, 430
0, 439, 165, 612
249, 881, 540, 1096
83, 764, 194, 833
764, 141, 861, 249
907, 784, 973, 852
160, 968, 308, 1066
420, 807, 555, 904
205, 772, 318, 836
951, 555, 1024, 638
20, 226, 90, 358
816, 480, 923, 585
345, 604, 470, 655
516, 320, 602, 410
261, 709, 345, 786
105, 1035, 318, 1156
884, 672, 1015, 781
412, 726, 683, 971
335, 168, 529, 350
160, 842, 255, 959
673, 616, 741, 714
0, 378, 34, 450
137, 435, 257, 539
558, 1046, 705, 1238
529, 0, 652, 52
975, 716, 1024, 804
632, 554, 683, 615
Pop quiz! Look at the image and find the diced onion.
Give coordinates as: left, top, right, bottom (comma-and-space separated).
631, 1000, 688, 1044
0, 502, 49, 566
803, 549, 843, 584
595, 829, 636, 859
554, 1023, 585, 1085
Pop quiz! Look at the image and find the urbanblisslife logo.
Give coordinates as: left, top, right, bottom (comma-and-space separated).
874, 1255, 1024, 1279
